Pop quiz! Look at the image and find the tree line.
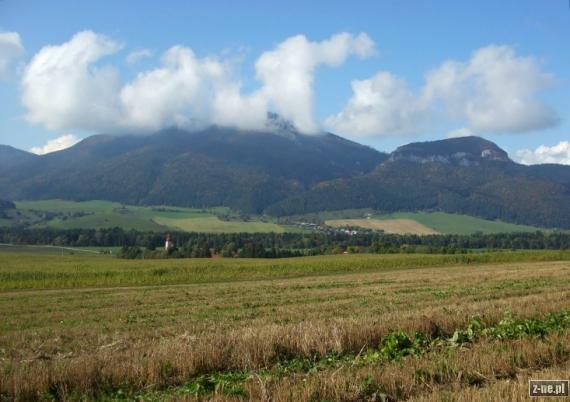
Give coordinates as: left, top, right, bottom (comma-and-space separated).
1, 227, 569, 259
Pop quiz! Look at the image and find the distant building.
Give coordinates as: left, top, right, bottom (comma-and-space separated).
164, 233, 174, 251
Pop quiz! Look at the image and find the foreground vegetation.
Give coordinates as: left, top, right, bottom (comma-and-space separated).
1, 250, 569, 290
1, 251, 570, 400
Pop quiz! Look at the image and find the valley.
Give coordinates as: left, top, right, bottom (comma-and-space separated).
0, 199, 550, 235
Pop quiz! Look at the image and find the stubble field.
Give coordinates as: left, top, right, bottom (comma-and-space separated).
1, 251, 570, 401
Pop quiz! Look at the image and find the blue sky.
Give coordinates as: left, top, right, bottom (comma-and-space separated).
0, 0, 569, 163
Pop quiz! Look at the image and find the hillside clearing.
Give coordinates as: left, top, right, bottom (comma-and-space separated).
154, 216, 285, 233
326, 218, 439, 234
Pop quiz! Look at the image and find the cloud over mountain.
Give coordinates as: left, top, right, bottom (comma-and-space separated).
325, 71, 426, 138
22, 31, 122, 132
119, 45, 226, 131
423, 45, 558, 134
252, 32, 374, 133
19, 31, 559, 140
30, 134, 80, 155
327, 45, 558, 138
21, 31, 374, 135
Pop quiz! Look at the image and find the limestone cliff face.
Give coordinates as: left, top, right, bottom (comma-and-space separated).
388, 136, 511, 166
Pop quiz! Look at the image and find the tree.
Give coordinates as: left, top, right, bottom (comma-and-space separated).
191, 244, 212, 258
221, 241, 237, 257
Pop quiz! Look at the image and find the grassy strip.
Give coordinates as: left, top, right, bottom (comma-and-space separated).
90, 310, 570, 401
2, 251, 570, 291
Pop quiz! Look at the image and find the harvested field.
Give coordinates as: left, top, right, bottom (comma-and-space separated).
1, 251, 569, 401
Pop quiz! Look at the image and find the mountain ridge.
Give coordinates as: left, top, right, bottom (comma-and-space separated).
266, 136, 570, 228
0, 145, 37, 170
389, 136, 511, 166
0, 127, 386, 213
1, 129, 569, 228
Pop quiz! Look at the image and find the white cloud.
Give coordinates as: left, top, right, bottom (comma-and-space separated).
120, 46, 226, 131
126, 48, 152, 65
447, 127, 474, 138
0, 31, 24, 77
211, 82, 268, 131
516, 141, 570, 165
325, 71, 425, 138
30, 134, 80, 155
423, 45, 558, 134
328, 44, 558, 139
23, 34, 554, 140
21, 31, 375, 135
22, 31, 123, 132
213, 32, 375, 133
254, 32, 375, 133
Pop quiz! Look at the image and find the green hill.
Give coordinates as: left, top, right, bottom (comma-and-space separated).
266, 138, 570, 229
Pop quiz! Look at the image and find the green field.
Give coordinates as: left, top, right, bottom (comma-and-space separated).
3, 201, 549, 235
287, 209, 544, 234
373, 211, 541, 234
1, 251, 570, 401
2, 250, 569, 291
0, 243, 119, 256
154, 216, 285, 233
11, 200, 287, 233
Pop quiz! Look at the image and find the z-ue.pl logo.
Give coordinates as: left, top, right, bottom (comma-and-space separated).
529, 380, 569, 397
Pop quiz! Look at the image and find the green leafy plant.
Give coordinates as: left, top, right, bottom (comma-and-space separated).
449, 315, 486, 346
379, 330, 428, 360
178, 372, 248, 397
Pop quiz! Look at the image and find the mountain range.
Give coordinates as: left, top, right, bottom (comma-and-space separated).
1, 127, 569, 229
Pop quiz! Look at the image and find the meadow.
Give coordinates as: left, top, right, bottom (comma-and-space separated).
325, 218, 438, 235
5, 201, 546, 236
1, 250, 570, 401
325, 212, 541, 236
11, 200, 287, 233
372, 211, 541, 235
290, 209, 542, 235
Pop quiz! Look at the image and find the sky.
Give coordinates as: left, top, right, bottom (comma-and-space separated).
0, 0, 569, 164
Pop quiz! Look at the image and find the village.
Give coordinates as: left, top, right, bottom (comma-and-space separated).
291, 221, 363, 235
